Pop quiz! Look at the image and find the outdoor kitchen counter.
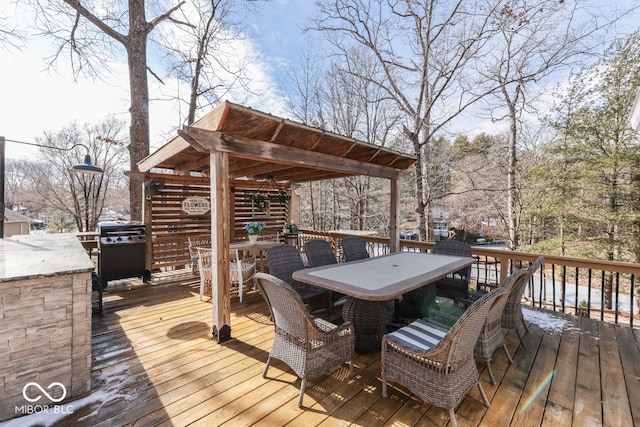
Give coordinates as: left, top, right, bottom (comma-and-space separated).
0, 234, 94, 422
0, 233, 95, 281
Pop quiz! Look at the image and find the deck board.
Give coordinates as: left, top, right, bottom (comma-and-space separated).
478, 326, 542, 426
599, 321, 634, 427
572, 317, 603, 426
616, 324, 640, 426
540, 314, 580, 426
18, 279, 637, 427
511, 328, 561, 426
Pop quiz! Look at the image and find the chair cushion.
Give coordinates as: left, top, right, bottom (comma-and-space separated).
386, 318, 447, 352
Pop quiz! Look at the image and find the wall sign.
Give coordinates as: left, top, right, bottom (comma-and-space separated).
182, 196, 210, 215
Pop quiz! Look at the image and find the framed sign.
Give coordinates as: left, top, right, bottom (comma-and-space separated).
251, 194, 271, 217
182, 196, 210, 215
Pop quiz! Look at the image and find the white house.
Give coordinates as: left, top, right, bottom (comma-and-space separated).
631, 87, 640, 131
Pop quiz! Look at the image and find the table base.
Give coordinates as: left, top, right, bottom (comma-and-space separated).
342, 297, 394, 353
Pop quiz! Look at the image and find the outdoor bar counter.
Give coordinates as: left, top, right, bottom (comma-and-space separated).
0, 234, 94, 421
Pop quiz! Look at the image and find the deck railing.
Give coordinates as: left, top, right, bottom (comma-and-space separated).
297, 230, 640, 328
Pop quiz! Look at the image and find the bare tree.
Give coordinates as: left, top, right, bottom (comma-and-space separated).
158, 0, 261, 125
313, 0, 504, 241
294, 46, 401, 232
25, 0, 186, 221
30, 118, 128, 232
0, 11, 25, 51
282, 41, 326, 127
474, 0, 636, 249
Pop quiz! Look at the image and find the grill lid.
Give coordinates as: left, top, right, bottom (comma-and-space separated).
99, 222, 146, 244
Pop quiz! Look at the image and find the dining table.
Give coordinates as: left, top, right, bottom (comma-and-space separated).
292, 251, 475, 352
229, 239, 283, 272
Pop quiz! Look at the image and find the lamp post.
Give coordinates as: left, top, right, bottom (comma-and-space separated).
0, 136, 104, 237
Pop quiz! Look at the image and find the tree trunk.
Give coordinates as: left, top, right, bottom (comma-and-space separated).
413, 135, 427, 242
507, 103, 518, 250
126, 0, 151, 221
309, 182, 316, 230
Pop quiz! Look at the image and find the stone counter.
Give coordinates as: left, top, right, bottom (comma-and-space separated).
0, 234, 94, 421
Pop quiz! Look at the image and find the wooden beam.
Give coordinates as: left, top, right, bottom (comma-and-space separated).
172, 154, 211, 175
138, 137, 192, 172
230, 160, 295, 179
182, 127, 404, 180
210, 150, 231, 343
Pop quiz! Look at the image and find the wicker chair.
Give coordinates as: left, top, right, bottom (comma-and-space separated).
341, 236, 369, 262
381, 286, 507, 427
197, 247, 213, 301
502, 256, 544, 348
266, 245, 331, 312
474, 267, 528, 384
432, 240, 473, 299
197, 248, 257, 302
254, 272, 354, 408
304, 239, 337, 267
188, 234, 211, 276
229, 249, 256, 302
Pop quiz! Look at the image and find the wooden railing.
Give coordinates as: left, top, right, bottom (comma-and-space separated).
298, 230, 640, 328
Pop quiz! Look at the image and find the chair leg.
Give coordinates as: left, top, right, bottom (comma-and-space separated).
449, 408, 458, 427
502, 343, 513, 364
298, 377, 307, 408
349, 359, 354, 377
199, 280, 204, 301
516, 328, 526, 348
382, 377, 388, 398
522, 318, 530, 334
477, 381, 491, 408
262, 354, 272, 378
486, 361, 496, 385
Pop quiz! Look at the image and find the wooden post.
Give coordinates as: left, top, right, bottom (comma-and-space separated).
389, 178, 400, 253
142, 174, 153, 275
210, 150, 231, 343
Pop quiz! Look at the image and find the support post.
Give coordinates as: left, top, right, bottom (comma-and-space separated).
0, 136, 5, 238
389, 178, 400, 253
210, 149, 231, 342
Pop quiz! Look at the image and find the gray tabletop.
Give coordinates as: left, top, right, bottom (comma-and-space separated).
293, 252, 474, 301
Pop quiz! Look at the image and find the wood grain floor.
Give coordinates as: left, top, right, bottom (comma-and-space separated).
48, 279, 640, 426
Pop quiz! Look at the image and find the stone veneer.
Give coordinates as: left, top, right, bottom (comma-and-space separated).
0, 234, 94, 422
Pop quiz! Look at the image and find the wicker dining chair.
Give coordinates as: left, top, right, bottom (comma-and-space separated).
381, 286, 507, 427
432, 239, 473, 299
474, 267, 528, 385
502, 256, 544, 348
304, 239, 337, 267
188, 234, 211, 276
304, 239, 346, 312
265, 245, 331, 312
341, 236, 369, 262
229, 249, 256, 302
254, 272, 354, 408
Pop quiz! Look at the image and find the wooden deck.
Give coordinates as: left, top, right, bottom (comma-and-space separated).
48, 280, 640, 426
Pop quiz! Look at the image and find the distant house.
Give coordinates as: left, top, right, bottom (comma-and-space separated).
432, 206, 450, 241
631, 87, 640, 132
3, 208, 31, 237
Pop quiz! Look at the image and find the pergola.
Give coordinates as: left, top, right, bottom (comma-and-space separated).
137, 101, 417, 342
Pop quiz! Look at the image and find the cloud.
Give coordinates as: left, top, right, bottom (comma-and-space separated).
2, 2, 291, 158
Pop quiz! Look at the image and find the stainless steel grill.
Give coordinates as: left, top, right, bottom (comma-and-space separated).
98, 223, 149, 283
